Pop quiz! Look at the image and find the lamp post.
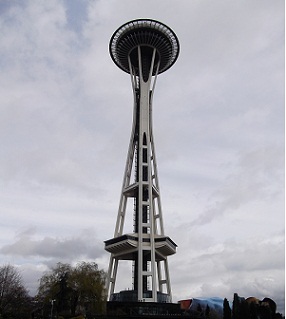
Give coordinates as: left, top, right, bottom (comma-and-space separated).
50, 299, 56, 319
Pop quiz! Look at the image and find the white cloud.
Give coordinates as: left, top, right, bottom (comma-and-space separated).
190, 146, 284, 225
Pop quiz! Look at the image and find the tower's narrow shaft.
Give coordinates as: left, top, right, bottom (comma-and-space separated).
104, 19, 179, 303
133, 46, 158, 300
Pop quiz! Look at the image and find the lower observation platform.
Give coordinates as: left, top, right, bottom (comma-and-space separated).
104, 234, 177, 260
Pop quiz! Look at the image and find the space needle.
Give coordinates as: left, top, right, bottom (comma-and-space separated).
104, 19, 179, 304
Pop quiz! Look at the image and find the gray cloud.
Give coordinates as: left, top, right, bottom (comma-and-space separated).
0, 227, 104, 261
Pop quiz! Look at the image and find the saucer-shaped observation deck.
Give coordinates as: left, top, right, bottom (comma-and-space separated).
109, 19, 179, 75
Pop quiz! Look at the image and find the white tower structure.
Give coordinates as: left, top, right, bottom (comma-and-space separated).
104, 19, 179, 303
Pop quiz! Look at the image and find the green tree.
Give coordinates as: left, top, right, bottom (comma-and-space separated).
37, 263, 72, 317
232, 293, 252, 319
240, 299, 250, 319
205, 304, 210, 318
259, 305, 272, 319
232, 293, 240, 319
37, 262, 106, 317
249, 302, 258, 319
223, 298, 231, 319
69, 262, 106, 315
0, 264, 31, 319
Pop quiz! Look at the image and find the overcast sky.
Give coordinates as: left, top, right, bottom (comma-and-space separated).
0, 0, 284, 313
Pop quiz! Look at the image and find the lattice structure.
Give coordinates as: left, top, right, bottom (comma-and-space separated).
104, 19, 179, 303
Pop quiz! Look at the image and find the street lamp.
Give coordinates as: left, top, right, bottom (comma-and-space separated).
50, 299, 56, 319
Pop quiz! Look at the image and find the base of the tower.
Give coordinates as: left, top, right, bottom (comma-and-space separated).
106, 290, 182, 316
107, 300, 181, 317
110, 290, 171, 303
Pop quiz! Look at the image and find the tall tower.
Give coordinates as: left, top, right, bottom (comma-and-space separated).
104, 19, 179, 303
